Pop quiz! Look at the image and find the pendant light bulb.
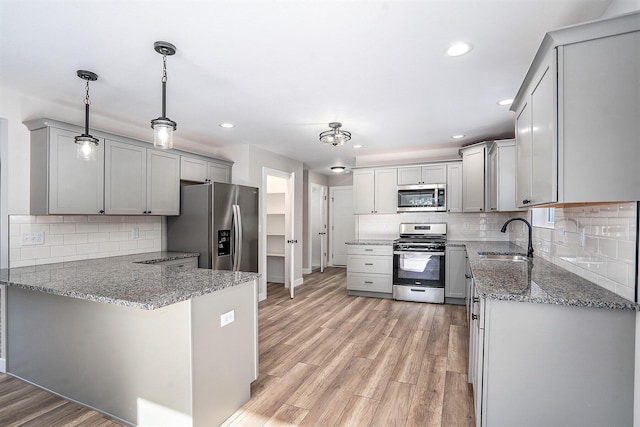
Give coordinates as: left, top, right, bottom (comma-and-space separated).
150, 41, 177, 149
74, 70, 99, 161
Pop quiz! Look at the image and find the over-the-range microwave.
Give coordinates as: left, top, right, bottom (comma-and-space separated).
397, 184, 446, 212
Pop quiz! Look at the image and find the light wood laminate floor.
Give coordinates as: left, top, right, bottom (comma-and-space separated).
0, 267, 473, 426
223, 267, 474, 427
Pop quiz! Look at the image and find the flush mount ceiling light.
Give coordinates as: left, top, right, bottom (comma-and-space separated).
352, 144, 363, 149
219, 123, 235, 128
452, 134, 466, 139
446, 42, 473, 57
497, 98, 514, 106
330, 166, 346, 173
74, 70, 100, 161
150, 41, 177, 150
319, 122, 351, 146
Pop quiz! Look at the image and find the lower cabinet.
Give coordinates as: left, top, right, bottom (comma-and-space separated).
346, 244, 393, 296
445, 246, 466, 300
470, 294, 635, 427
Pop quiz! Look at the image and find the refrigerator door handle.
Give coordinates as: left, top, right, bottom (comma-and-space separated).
231, 204, 237, 271
236, 204, 243, 272
232, 204, 241, 271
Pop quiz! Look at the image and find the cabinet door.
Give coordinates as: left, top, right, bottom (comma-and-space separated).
208, 162, 231, 183
445, 247, 466, 298
374, 168, 398, 214
104, 140, 147, 214
48, 127, 104, 214
353, 170, 375, 214
446, 163, 463, 213
515, 103, 532, 207
462, 145, 485, 212
530, 62, 557, 205
180, 156, 208, 182
421, 164, 446, 184
397, 167, 421, 185
146, 150, 180, 215
488, 148, 498, 211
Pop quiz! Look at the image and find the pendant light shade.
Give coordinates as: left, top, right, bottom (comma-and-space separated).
74, 70, 99, 161
150, 41, 177, 149
319, 122, 351, 146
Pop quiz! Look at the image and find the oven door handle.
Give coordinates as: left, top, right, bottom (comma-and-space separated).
393, 251, 445, 256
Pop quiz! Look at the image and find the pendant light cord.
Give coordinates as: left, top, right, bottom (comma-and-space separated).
161, 54, 167, 118
84, 80, 91, 135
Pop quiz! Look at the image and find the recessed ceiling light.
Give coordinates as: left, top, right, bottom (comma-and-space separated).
331, 166, 346, 173
446, 42, 473, 57
352, 144, 363, 149
219, 123, 235, 128
452, 134, 465, 139
497, 98, 513, 106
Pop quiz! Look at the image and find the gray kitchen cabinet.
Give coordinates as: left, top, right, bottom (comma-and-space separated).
487, 140, 521, 212
104, 140, 147, 215
181, 156, 231, 184
460, 143, 486, 213
446, 162, 463, 213
512, 12, 640, 207
471, 294, 634, 427
397, 164, 446, 185
180, 156, 208, 182
346, 245, 393, 296
105, 140, 180, 215
147, 149, 180, 215
444, 246, 466, 300
353, 168, 397, 214
27, 123, 105, 215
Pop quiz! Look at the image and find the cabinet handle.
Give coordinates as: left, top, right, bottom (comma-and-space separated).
522, 199, 531, 204
364, 281, 373, 284
471, 314, 478, 320
147, 211, 151, 214
479, 208, 483, 211
465, 274, 471, 279
99, 210, 105, 214
365, 249, 373, 251
364, 263, 374, 266
490, 208, 497, 211
473, 297, 479, 303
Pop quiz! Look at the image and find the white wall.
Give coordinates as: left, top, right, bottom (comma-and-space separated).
601, 0, 640, 17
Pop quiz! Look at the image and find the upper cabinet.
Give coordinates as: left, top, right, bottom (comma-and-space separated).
29, 126, 105, 215
512, 12, 640, 207
488, 140, 521, 212
25, 118, 231, 216
353, 168, 397, 214
460, 144, 487, 213
446, 162, 463, 213
180, 155, 232, 184
397, 164, 446, 185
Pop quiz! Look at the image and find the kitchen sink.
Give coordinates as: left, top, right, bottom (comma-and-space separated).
477, 252, 530, 262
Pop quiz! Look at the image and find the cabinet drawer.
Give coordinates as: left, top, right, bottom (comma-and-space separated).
347, 255, 392, 274
347, 245, 393, 256
347, 273, 392, 293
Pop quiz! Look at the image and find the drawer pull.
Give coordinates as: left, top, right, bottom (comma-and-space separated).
410, 288, 426, 293
364, 281, 374, 284
364, 263, 374, 266
365, 249, 373, 251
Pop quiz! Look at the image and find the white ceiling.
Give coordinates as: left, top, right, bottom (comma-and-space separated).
0, 0, 613, 174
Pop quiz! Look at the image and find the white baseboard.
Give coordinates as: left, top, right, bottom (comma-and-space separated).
303, 267, 312, 274
294, 277, 304, 287
0, 357, 5, 373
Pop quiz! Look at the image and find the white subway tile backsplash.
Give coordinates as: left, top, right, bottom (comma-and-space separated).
512, 202, 637, 301
9, 215, 162, 267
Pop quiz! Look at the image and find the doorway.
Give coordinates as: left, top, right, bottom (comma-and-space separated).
329, 186, 354, 266
309, 184, 328, 272
262, 168, 295, 300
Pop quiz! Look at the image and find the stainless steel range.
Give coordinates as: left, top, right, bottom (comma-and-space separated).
393, 223, 446, 303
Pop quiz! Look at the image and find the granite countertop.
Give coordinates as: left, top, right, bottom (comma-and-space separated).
345, 240, 395, 245
463, 241, 637, 311
0, 252, 260, 311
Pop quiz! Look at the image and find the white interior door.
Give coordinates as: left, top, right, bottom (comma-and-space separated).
310, 184, 328, 272
330, 186, 354, 266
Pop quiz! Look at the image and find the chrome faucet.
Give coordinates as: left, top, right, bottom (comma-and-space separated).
500, 218, 534, 258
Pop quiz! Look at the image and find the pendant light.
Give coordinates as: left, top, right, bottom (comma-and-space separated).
74, 70, 99, 161
319, 122, 351, 146
150, 41, 177, 149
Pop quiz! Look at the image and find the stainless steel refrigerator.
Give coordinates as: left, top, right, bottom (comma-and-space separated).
167, 182, 259, 272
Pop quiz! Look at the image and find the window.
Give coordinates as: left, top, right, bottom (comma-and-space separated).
532, 207, 555, 229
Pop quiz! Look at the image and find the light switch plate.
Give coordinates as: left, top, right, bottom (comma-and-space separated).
220, 310, 235, 327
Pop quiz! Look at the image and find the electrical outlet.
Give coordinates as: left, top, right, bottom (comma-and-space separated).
132, 227, 140, 240
22, 232, 45, 245
220, 310, 235, 327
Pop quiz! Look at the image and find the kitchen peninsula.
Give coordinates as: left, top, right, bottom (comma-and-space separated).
0, 252, 259, 426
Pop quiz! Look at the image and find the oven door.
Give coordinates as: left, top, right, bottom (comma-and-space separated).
393, 250, 445, 288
